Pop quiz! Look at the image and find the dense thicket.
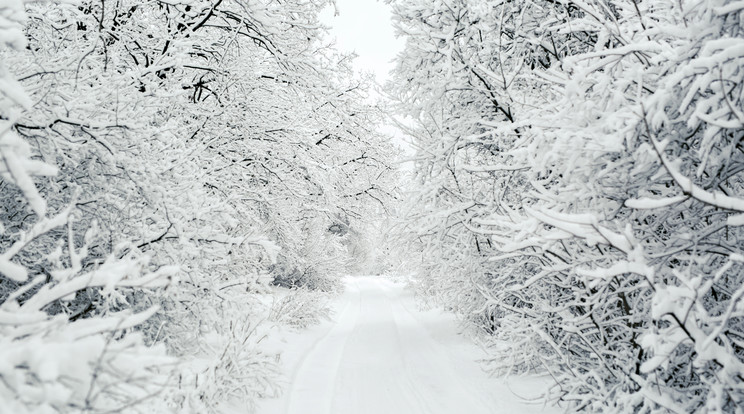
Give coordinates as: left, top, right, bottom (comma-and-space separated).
390, 0, 744, 412
0, 0, 396, 412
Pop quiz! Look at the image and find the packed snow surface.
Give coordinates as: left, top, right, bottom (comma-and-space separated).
258, 276, 558, 414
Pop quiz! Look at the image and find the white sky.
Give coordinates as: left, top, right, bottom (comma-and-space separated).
319, 0, 404, 84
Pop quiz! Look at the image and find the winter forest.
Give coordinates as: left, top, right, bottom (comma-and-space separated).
1, 0, 744, 412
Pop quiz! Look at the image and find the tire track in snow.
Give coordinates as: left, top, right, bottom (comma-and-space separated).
383, 279, 500, 413
331, 277, 433, 414
285, 278, 361, 414
273, 276, 558, 414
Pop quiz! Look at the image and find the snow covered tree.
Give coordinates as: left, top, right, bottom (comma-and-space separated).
523, 1, 744, 411
2, 0, 398, 411
1, 1, 177, 412
391, 0, 744, 412
387, 0, 592, 347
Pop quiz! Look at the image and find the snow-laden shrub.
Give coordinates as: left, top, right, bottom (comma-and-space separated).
0, 242, 177, 414
162, 285, 282, 413
268, 288, 332, 329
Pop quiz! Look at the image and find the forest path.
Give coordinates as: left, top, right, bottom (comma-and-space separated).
258, 276, 558, 414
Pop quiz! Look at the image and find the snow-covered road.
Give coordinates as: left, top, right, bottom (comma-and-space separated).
258, 276, 558, 414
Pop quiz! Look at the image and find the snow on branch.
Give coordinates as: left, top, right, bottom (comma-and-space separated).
648, 131, 744, 212
0, 205, 71, 282
624, 195, 688, 209
524, 206, 633, 254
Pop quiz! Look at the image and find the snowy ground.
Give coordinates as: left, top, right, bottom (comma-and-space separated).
256, 276, 560, 414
